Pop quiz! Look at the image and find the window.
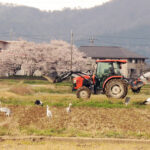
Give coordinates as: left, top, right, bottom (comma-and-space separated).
130, 69, 137, 78
96, 62, 112, 78
132, 59, 135, 63
128, 59, 132, 63
135, 59, 138, 64
113, 62, 121, 74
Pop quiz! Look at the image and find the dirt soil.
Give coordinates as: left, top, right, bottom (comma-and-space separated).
0, 106, 150, 137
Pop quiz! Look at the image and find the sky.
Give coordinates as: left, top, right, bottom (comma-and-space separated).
0, 0, 111, 11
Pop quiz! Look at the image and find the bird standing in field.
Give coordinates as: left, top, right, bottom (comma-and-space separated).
0, 101, 11, 116
142, 98, 150, 105
66, 103, 72, 113
34, 99, 43, 106
0, 107, 11, 116
46, 105, 52, 118
125, 97, 130, 106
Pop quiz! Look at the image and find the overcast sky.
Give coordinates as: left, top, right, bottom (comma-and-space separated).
0, 0, 111, 11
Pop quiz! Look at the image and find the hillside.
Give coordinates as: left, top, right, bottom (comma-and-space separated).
0, 0, 150, 57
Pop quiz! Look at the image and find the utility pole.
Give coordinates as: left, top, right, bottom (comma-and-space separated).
89, 36, 95, 46
9, 29, 13, 41
70, 30, 74, 71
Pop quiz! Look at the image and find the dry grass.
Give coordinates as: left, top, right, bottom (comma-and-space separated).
9, 85, 34, 95
0, 105, 150, 138
0, 139, 150, 150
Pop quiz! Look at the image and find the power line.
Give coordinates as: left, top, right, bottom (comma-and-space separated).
1, 32, 150, 40
1, 32, 150, 47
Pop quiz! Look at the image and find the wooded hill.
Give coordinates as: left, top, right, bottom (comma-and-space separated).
0, 0, 150, 58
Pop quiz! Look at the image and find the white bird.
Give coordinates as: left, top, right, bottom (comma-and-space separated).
46, 105, 52, 118
0, 107, 11, 116
0, 101, 11, 116
66, 103, 72, 113
142, 98, 150, 105
125, 97, 130, 106
140, 72, 150, 82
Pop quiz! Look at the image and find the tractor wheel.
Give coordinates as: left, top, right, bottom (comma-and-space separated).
105, 79, 128, 99
76, 86, 91, 99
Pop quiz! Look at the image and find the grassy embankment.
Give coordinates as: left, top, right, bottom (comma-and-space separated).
0, 79, 150, 139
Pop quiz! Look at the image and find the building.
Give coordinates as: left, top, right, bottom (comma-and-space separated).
79, 46, 147, 78
0, 40, 9, 50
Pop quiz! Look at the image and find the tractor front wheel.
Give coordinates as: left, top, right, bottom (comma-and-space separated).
105, 79, 128, 99
76, 86, 91, 99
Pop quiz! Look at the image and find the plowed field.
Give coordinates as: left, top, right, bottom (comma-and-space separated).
0, 105, 150, 138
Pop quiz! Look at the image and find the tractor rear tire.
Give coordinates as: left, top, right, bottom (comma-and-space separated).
105, 79, 128, 99
76, 86, 91, 99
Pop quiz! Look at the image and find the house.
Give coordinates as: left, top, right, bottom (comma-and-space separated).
79, 46, 147, 78
0, 40, 9, 50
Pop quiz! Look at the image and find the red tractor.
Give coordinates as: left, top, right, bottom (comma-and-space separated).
53, 59, 144, 99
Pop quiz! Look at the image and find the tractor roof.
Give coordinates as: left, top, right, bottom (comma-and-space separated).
96, 59, 127, 63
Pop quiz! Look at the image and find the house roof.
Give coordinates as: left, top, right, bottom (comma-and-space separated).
0, 40, 9, 44
79, 46, 147, 59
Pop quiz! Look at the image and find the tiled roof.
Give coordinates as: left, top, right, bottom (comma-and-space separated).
79, 46, 147, 59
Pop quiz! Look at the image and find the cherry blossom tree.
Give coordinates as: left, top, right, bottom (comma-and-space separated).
0, 40, 92, 77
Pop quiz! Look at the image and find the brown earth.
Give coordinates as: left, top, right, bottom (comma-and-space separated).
0, 106, 150, 137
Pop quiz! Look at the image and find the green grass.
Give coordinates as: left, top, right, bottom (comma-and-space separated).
72, 100, 125, 108
55, 81, 73, 86
127, 131, 150, 139
0, 77, 149, 109
20, 126, 67, 136
104, 131, 125, 138
0, 95, 148, 109
17, 127, 150, 139
0, 79, 21, 85
23, 80, 49, 85
0, 97, 33, 106
132, 101, 146, 108
33, 87, 72, 94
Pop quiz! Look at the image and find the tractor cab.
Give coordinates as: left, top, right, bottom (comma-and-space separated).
96, 60, 125, 77
95, 60, 127, 89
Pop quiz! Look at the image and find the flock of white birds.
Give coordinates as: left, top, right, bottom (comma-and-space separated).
0, 98, 150, 117
46, 102, 72, 118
